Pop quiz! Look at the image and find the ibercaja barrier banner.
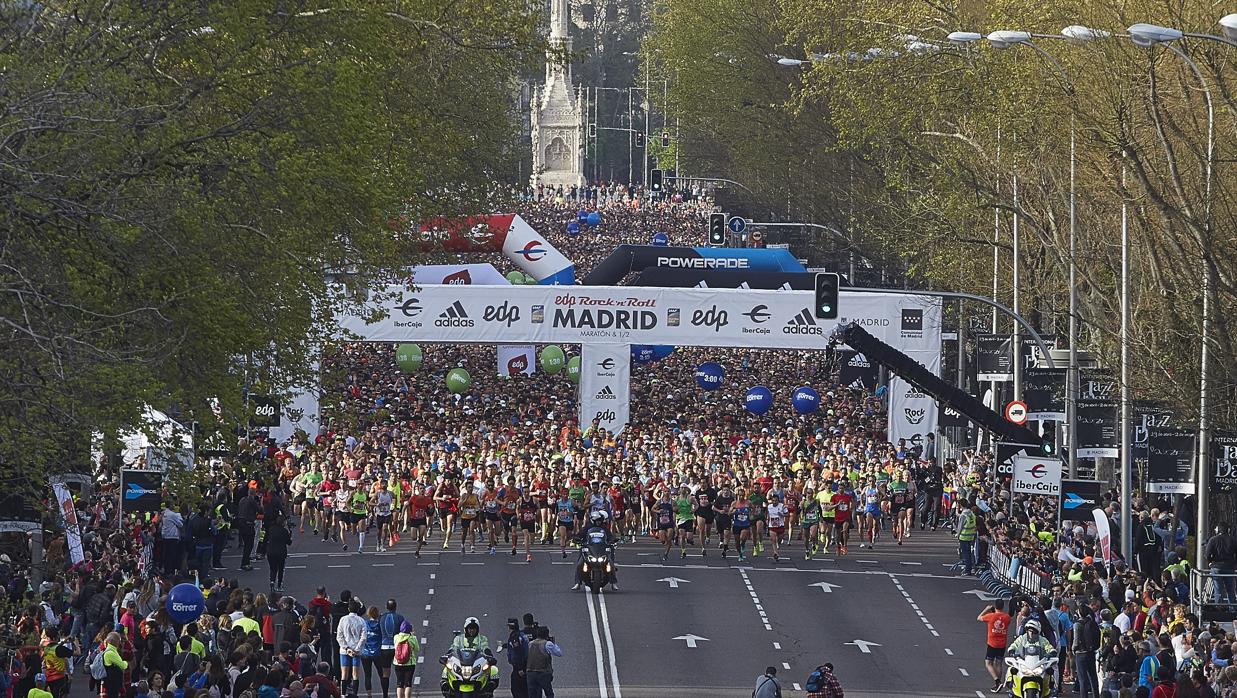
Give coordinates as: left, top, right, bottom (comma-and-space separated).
121, 469, 163, 514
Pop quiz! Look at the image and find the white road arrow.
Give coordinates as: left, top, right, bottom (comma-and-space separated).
844, 639, 881, 654
963, 589, 1001, 601
808, 581, 842, 593
672, 634, 711, 649
656, 577, 691, 589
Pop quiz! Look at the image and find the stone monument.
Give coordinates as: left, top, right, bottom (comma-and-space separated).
530, 0, 586, 190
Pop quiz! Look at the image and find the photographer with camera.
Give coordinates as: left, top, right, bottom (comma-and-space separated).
525, 626, 562, 698
503, 618, 529, 698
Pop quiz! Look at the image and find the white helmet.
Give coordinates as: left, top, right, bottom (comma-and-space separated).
464, 616, 480, 637
589, 510, 607, 526
1024, 620, 1041, 634
612, 476, 622, 485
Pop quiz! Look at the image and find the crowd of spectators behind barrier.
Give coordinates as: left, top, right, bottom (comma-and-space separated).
2, 190, 1231, 698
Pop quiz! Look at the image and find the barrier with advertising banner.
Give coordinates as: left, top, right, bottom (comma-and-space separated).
120, 470, 163, 514
1058, 479, 1104, 523
632, 268, 815, 290
410, 264, 511, 286
1012, 455, 1063, 496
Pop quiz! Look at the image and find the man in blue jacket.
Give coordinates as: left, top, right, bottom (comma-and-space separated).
504, 618, 529, 698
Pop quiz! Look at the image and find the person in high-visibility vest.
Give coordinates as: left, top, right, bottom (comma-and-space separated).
957, 499, 977, 575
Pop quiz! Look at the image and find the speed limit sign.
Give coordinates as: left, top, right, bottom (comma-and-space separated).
1004, 400, 1028, 425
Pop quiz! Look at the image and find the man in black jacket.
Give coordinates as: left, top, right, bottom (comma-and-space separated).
1135, 511, 1161, 576
1071, 610, 1101, 698
1205, 522, 1237, 605
236, 486, 260, 571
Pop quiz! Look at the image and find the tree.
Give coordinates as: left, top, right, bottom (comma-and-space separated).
0, 0, 544, 484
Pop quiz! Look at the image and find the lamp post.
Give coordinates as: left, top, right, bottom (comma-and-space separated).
1125, 19, 1227, 577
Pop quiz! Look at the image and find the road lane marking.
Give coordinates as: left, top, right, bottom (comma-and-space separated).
597, 592, 623, 698
889, 573, 939, 637
738, 568, 773, 631
793, 684, 802, 691
782, 662, 790, 670
584, 589, 609, 698
959, 668, 969, 676
773, 642, 781, 650
373, 563, 394, 567
945, 648, 954, 656
327, 565, 349, 568
430, 574, 436, 579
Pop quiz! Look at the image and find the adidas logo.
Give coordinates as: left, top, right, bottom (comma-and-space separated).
848, 353, 871, 368
782, 308, 823, 335
777, 282, 793, 291
594, 385, 617, 400
434, 300, 475, 327
847, 378, 866, 390
694, 280, 709, 288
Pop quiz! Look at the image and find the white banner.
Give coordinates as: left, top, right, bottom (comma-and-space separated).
579, 344, 630, 435
1011, 455, 1063, 496
52, 482, 85, 565
410, 264, 511, 286
337, 285, 942, 354
1092, 507, 1112, 564
887, 351, 941, 449
497, 345, 535, 376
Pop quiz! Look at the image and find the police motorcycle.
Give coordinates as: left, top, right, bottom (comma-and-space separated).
575, 511, 617, 593
440, 617, 499, 697
1001, 623, 1058, 698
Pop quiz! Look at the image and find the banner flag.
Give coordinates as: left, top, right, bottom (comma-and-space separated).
497, 345, 535, 376
975, 335, 1013, 382
1147, 428, 1195, 494
52, 481, 85, 565
1076, 400, 1118, 459
579, 344, 630, 435
120, 470, 163, 514
1023, 368, 1067, 421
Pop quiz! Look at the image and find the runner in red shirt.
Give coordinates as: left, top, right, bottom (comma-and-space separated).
828, 484, 854, 555
978, 600, 1012, 692
407, 486, 434, 558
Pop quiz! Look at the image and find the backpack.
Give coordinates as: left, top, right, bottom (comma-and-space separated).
394, 638, 412, 665
804, 666, 826, 693
89, 648, 108, 680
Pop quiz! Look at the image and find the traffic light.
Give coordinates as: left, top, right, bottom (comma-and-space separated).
661, 131, 670, 147
708, 213, 726, 246
650, 169, 663, 192
635, 132, 644, 148
814, 272, 839, 320
1039, 436, 1056, 456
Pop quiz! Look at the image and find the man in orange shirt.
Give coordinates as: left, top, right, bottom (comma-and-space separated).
978, 600, 1012, 692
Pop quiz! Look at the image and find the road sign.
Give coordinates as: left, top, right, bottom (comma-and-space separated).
807, 581, 842, 593
750, 229, 764, 242
672, 634, 710, 648
844, 639, 881, 654
727, 216, 747, 234
656, 577, 690, 589
1004, 400, 1029, 425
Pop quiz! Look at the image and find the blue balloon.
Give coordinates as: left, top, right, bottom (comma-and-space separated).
566, 221, 581, 235
166, 583, 205, 624
694, 362, 725, 391
792, 386, 821, 414
577, 209, 589, 223
651, 231, 669, 246
586, 211, 602, 226
745, 386, 773, 415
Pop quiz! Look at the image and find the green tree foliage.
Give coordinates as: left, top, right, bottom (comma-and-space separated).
648, 0, 1237, 422
0, 0, 543, 482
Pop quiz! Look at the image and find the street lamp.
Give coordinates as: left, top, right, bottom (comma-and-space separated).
1126, 22, 1221, 573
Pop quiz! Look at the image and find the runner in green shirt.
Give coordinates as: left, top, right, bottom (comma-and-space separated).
674, 487, 695, 558
800, 494, 823, 560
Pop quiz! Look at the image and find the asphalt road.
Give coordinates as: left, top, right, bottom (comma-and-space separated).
227, 524, 997, 698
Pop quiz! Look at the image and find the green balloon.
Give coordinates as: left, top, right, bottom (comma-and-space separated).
521, 273, 536, 285
505, 271, 525, 285
445, 367, 471, 394
566, 356, 581, 383
395, 344, 423, 373
540, 345, 566, 374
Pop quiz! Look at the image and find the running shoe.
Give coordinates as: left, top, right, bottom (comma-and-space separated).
681, 550, 687, 559
488, 546, 496, 556
442, 539, 449, 550
526, 553, 533, 562
660, 554, 668, 562
804, 550, 811, 561
510, 547, 517, 556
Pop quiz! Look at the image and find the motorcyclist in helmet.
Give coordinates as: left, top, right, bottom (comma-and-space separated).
572, 510, 619, 591
450, 616, 493, 657
1004, 619, 1057, 692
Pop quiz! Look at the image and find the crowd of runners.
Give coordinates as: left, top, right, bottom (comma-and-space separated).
9, 191, 1232, 698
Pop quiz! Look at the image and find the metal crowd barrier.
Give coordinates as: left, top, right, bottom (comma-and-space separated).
1190, 567, 1237, 619
987, 546, 1051, 596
